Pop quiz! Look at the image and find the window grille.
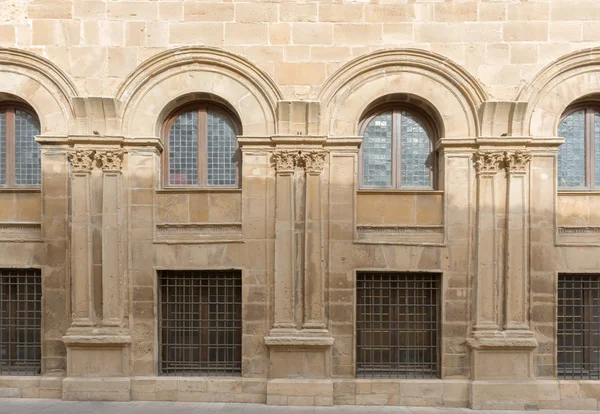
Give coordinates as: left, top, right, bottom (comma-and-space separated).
356, 272, 440, 379
164, 104, 239, 188
558, 274, 600, 379
360, 108, 435, 190
158, 270, 242, 376
0, 105, 41, 187
0, 269, 42, 376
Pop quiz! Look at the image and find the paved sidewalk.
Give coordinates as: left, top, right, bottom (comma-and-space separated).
0, 399, 599, 414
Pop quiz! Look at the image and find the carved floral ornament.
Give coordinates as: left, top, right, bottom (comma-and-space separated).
67, 149, 124, 172
474, 150, 532, 174
271, 150, 328, 173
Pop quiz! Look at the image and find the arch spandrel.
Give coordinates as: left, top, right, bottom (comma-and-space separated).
0, 48, 78, 135
318, 49, 487, 138
517, 48, 600, 137
117, 47, 283, 138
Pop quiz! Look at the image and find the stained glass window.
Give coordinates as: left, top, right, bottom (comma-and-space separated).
361, 109, 434, 189
165, 104, 240, 187
558, 107, 600, 189
0, 106, 40, 187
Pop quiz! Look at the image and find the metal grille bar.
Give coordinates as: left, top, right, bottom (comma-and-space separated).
0, 269, 41, 376
558, 274, 600, 379
356, 272, 440, 379
158, 270, 242, 376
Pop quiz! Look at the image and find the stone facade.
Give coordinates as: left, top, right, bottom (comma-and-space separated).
0, 0, 600, 410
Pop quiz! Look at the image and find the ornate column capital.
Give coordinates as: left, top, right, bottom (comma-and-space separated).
96, 149, 124, 172
300, 150, 327, 174
67, 149, 95, 173
474, 151, 503, 174
504, 150, 532, 173
272, 150, 299, 173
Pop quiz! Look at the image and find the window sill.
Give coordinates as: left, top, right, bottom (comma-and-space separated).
558, 190, 600, 195
157, 188, 241, 194
0, 187, 41, 193
357, 189, 443, 195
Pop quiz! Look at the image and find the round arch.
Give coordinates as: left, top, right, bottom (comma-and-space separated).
516, 47, 600, 137
317, 49, 487, 138
0, 48, 78, 135
117, 47, 283, 138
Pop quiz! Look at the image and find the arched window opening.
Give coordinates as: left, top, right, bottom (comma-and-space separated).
360, 107, 436, 190
0, 104, 41, 187
163, 103, 241, 188
558, 105, 600, 189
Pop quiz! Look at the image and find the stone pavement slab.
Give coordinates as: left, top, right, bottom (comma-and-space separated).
0, 400, 598, 414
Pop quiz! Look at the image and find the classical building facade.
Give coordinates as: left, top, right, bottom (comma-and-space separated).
2, 0, 600, 410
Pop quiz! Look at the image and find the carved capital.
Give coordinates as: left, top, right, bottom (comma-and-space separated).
474, 151, 503, 174
300, 150, 327, 173
96, 149, 124, 172
67, 149, 95, 173
272, 150, 299, 173
504, 150, 532, 173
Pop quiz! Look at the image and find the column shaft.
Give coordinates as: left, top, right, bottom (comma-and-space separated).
504, 151, 532, 331
272, 151, 298, 331
303, 168, 325, 329
68, 150, 95, 326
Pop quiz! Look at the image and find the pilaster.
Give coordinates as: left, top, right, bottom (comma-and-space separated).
473, 151, 503, 333
62, 143, 131, 401
67, 149, 95, 328
265, 140, 333, 407
300, 150, 327, 331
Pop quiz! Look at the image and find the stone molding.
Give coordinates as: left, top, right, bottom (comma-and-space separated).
67, 149, 95, 172
466, 336, 538, 350
299, 150, 327, 173
474, 150, 532, 174
318, 48, 487, 137
356, 225, 444, 235
517, 47, 600, 137
96, 149, 124, 172
559, 226, 600, 234
264, 336, 334, 348
271, 150, 327, 173
67, 149, 124, 172
156, 223, 242, 234
504, 150, 532, 173
271, 150, 299, 173
474, 151, 504, 174
117, 46, 281, 137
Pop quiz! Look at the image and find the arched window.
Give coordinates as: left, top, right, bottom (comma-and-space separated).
0, 104, 41, 187
360, 107, 436, 189
163, 103, 241, 187
558, 106, 600, 189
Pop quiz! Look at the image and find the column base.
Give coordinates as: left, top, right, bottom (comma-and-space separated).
265, 334, 334, 405
62, 333, 132, 401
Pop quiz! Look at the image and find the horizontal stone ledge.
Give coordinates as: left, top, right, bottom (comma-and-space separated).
62, 335, 132, 347
264, 336, 334, 348
466, 336, 538, 350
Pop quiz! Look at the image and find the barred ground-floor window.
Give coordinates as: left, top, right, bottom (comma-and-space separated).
158, 270, 242, 376
356, 271, 440, 378
0, 268, 41, 375
558, 274, 600, 379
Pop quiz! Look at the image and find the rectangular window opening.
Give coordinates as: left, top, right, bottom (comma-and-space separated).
356, 272, 440, 379
558, 274, 600, 380
0, 268, 42, 376
158, 270, 242, 376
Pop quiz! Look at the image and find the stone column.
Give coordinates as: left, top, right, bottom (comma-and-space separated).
300, 151, 327, 331
98, 150, 124, 326
67, 149, 95, 327
271, 150, 299, 332
503, 150, 532, 332
473, 151, 503, 333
